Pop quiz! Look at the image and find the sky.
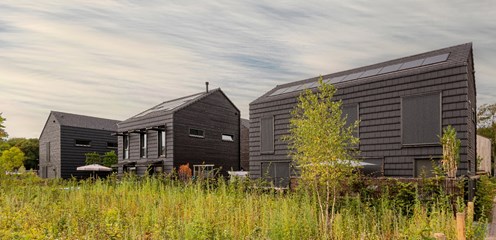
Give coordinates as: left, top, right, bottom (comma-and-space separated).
1, 1, 495, 138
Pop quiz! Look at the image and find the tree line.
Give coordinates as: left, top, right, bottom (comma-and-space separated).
0, 113, 39, 172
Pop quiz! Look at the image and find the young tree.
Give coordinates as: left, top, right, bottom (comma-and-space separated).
440, 125, 461, 178
85, 152, 101, 165
0, 113, 7, 141
0, 146, 25, 172
102, 151, 118, 167
285, 77, 359, 237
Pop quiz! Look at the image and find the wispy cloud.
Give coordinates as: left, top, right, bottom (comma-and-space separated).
0, 0, 495, 137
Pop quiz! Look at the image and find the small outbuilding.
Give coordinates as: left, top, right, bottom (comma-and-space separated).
116, 87, 240, 176
250, 43, 477, 186
477, 135, 491, 175
39, 111, 120, 178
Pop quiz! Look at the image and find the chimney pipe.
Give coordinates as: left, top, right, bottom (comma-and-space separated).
205, 82, 209, 93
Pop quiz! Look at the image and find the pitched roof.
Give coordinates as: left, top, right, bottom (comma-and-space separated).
252, 43, 472, 104
51, 111, 120, 131
121, 88, 229, 123
241, 118, 250, 128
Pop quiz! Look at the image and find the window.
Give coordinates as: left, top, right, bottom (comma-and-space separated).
75, 139, 91, 147
189, 128, 205, 138
46, 142, 50, 162
140, 130, 147, 158
342, 104, 359, 138
260, 116, 274, 153
222, 134, 234, 142
414, 158, 441, 177
402, 93, 441, 145
158, 130, 166, 157
193, 164, 214, 179
107, 142, 117, 149
360, 158, 383, 177
261, 162, 290, 188
123, 135, 129, 159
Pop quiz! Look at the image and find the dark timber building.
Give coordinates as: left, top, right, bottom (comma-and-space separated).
39, 111, 120, 179
116, 88, 240, 176
250, 43, 476, 186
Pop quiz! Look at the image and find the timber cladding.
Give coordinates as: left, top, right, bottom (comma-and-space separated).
116, 88, 240, 176
249, 43, 476, 182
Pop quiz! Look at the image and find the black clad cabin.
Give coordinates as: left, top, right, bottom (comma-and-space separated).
38, 111, 120, 178
249, 43, 476, 186
116, 88, 240, 176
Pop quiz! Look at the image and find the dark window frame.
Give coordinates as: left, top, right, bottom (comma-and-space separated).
75, 139, 91, 147
107, 142, 118, 149
401, 91, 442, 146
123, 135, 130, 160
189, 128, 205, 138
260, 161, 291, 188
413, 157, 442, 178
260, 116, 275, 154
342, 103, 360, 145
222, 133, 234, 142
140, 130, 147, 159
46, 142, 50, 162
158, 130, 166, 157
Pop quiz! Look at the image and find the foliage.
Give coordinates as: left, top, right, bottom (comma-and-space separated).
475, 175, 496, 220
477, 103, 496, 128
1, 138, 39, 169
85, 152, 101, 165
178, 163, 192, 181
440, 125, 461, 178
102, 151, 118, 167
0, 174, 478, 239
0, 112, 7, 141
0, 146, 25, 172
285, 77, 359, 237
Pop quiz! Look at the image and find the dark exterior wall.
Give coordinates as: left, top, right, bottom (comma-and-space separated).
117, 114, 174, 175
240, 119, 250, 171
39, 114, 61, 178
173, 91, 240, 174
250, 63, 475, 178
60, 126, 117, 178
467, 51, 477, 173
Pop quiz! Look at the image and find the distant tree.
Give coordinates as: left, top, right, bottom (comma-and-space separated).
477, 103, 496, 128
102, 151, 118, 167
0, 113, 7, 141
0, 146, 25, 172
5, 138, 39, 169
85, 152, 101, 165
285, 77, 359, 237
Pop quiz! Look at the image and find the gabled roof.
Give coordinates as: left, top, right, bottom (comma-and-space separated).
120, 88, 237, 124
50, 111, 120, 131
241, 118, 250, 128
252, 43, 473, 104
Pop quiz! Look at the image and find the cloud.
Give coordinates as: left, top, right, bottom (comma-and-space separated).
0, 0, 495, 137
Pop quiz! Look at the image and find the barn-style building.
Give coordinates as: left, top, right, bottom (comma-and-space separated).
39, 111, 120, 179
116, 88, 240, 176
249, 43, 476, 186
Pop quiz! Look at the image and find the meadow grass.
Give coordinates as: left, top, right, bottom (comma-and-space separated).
0, 173, 487, 239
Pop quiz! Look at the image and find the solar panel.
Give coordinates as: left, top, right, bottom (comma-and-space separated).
270, 87, 290, 96
399, 59, 425, 70
360, 68, 382, 78
327, 75, 347, 84
378, 63, 402, 74
133, 94, 200, 118
283, 84, 303, 93
342, 71, 365, 81
422, 53, 450, 65
298, 81, 319, 90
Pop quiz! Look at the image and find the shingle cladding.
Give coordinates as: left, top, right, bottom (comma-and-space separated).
117, 88, 240, 176
39, 111, 120, 179
249, 43, 476, 178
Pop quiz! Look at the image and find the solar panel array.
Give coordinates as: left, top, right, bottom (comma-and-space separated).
132, 93, 202, 118
269, 52, 450, 96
